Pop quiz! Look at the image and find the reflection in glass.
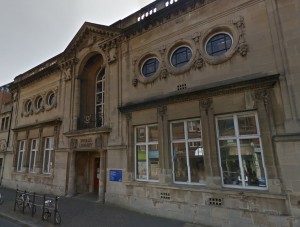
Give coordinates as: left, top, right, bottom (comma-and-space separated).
172, 122, 185, 140
188, 142, 205, 183
136, 127, 146, 143
148, 144, 159, 180
173, 142, 188, 182
148, 125, 158, 142
238, 115, 257, 135
136, 145, 147, 179
187, 120, 201, 139
218, 118, 235, 136
219, 140, 240, 185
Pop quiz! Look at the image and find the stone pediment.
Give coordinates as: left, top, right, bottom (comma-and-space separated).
63, 22, 121, 59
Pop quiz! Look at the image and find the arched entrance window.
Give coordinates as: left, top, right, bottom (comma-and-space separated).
96, 68, 105, 127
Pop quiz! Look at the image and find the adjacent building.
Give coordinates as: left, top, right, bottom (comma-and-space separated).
2, 0, 300, 226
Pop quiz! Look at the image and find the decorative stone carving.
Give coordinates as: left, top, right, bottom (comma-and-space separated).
95, 135, 103, 149
233, 16, 248, 57
70, 139, 78, 149
157, 105, 167, 117
200, 98, 213, 114
255, 89, 269, 108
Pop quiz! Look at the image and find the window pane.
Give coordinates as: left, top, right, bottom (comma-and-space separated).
148, 144, 159, 180
136, 145, 147, 179
172, 122, 185, 140
219, 139, 241, 185
29, 151, 36, 172
44, 150, 50, 173
238, 115, 257, 135
136, 127, 146, 143
240, 139, 266, 187
148, 125, 158, 142
187, 120, 201, 139
218, 118, 235, 137
17, 152, 23, 171
188, 142, 205, 183
173, 142, 188, 182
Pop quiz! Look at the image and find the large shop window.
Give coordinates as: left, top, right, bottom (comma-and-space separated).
29, 139, 39, 173
17, 140, 26, 172
95, 68, 105, 127
135, 125, 159, 181
216, 112, 267, 189
43, 137, 54, 174
171, 119, 205, 184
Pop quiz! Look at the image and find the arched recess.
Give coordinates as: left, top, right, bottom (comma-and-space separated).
78, 53, 106, 129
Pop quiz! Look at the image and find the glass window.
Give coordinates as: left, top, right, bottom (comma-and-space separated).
43, 137, 54, 174
135, 125, 159, 181
36, 96, 44, 110
17, 140, 26, 172
206, 33, 232, 56
96, 68, 105, 127
171, 46, 192, 67
26, 100, 32, 113
48, 93, 55, 106
216, 112, 267, 189
141, 58, 159, 77
29, 139, 39, 173
171, 119, 205, 184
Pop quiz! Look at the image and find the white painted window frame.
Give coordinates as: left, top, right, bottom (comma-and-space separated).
17, 140, 26, 172
43, 137, 54, 174
29, 139, 39, 173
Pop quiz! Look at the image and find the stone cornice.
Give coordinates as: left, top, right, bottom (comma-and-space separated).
64, 126, 111, 137
12, 118, 62, 132
123, 0, 217, 39
119, 73, 280, 113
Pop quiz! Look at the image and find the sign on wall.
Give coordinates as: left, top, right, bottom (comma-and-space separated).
109, 169, 122, 182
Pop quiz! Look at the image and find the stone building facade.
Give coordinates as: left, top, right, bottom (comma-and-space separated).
2, 0, 300, 226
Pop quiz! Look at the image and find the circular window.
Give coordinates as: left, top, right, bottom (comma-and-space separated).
141, 58, 159, 77
48, 93, 55, 106
206, 33, 232, 56
171, 46, 192, 67
36, 96, 44, 110
26, 100, 32, 113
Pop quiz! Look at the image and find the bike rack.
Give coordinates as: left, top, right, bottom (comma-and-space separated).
14, 189, 61, 224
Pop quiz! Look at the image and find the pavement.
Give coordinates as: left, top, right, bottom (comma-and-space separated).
0, 187, 206, 227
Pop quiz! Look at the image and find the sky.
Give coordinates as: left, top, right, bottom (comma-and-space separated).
0, 0, 155, 85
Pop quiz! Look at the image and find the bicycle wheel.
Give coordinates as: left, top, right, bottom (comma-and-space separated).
16, 196, 23, 209
31, 204, 37, 214
42, 208, 50, 220
55, 211, 61, 224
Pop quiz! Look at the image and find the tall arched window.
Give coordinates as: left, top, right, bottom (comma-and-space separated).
96, 68, 105, 127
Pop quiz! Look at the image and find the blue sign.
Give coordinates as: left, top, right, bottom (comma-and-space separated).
109, 169, 122, 182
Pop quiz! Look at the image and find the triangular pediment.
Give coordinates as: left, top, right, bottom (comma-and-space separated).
64, 22, 121, 58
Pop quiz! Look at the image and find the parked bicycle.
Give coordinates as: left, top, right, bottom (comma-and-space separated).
16, 191, 36, 213
42, 196, 61, 224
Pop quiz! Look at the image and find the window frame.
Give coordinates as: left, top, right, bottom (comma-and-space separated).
216, 112, 268, 190
170, 45, 193, 68
134, 124, 159, 182
141, 57, 159, 78
42, 137, 54, 174
95, 68, 105, 128
29, 139, 39, 173
170, 118, 205, 185
17, 140, 26, 172
205, 32, 233, 57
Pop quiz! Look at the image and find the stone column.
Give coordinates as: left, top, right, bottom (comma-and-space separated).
98, 149, 106, 203
67, 150, 76, 196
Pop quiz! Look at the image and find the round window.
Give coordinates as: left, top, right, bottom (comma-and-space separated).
171, 46, 192, 67
26, 100, 32, 113
48, 93, 55, 106
141, 58, 159, 77
36, 96, 44, 110
206, 33, 232, 56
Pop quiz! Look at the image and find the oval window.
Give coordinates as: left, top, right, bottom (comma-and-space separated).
26, 100, 32, 113
171, 46, 192, 67
36, 96, 44, 110
48, 93, 55, 106
206, 33, 232, 56
141, 58, 159, 77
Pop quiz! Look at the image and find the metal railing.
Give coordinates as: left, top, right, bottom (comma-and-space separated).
77, 114, 103, 130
